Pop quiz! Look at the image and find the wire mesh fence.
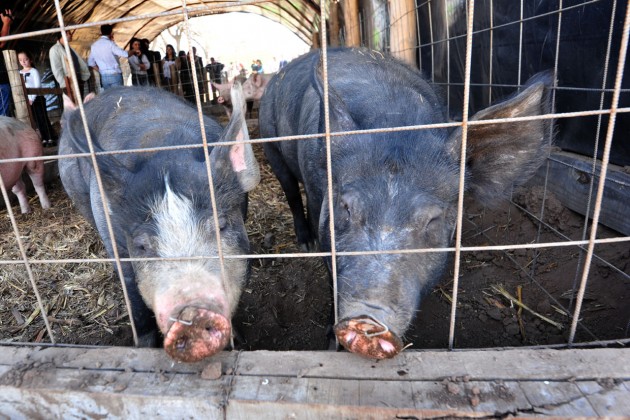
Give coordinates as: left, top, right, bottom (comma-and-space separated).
0, 0, 629, 360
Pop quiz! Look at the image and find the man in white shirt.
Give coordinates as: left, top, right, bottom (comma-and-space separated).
49, 30, 91, 99
88, 24, 130, 90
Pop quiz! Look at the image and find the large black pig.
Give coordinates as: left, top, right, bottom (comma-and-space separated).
260, 48, 552, 359
59, 85, 259, 362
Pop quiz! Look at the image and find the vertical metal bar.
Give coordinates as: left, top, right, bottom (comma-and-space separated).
488, 0, 494, 104
528, 0, 563, 284
445, 2, 451, 111
448, 0, 475, 351
428, 0, 435, 83
517, 0, 524, 88
416, 0, 422, 69
569, 0, 618, 314
568, 0, 630, 345
320, 0, 339, 336
179, 0, 230, 327
52, 0, 141, 346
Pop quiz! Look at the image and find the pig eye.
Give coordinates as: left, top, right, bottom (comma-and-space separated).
132, 231, 155, 256
339, 198, 352, 221
211, 216, 227, 231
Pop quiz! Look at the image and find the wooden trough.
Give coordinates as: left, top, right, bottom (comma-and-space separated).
1, 345, 628, 418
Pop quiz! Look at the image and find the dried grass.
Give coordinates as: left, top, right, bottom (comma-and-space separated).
0, 184, 127, 345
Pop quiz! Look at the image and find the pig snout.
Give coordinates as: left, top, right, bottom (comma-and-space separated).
164, 305, 231, 363
151, 280, 233, 363
334, 316, 404, 359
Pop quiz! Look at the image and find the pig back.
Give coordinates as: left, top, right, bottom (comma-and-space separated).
0, 116, 43, 188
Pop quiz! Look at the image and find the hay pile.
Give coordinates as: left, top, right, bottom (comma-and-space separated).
0, 184, 130, 346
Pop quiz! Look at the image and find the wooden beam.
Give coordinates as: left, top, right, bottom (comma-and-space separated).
341, 0, 360, 47
530, 151, 630, 236
329, 0, 340, 47
389, 0, 417, 65
1, 346, 629, 418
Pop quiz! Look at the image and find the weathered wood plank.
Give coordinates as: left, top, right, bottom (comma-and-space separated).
519, 381, 598, 416
531, 151, 630, 235
576, 380, 630, 417
2, 346, 628, 381
1, 346, 629, 418
411, 379, 531, 414
0, 387, 223, 419
0, 345, 237, 374
226, 400, 492, 420
305, 377, 360, 406
236, 348, 630, 381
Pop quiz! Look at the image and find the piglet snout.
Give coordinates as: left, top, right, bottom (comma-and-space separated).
334, 316, 404, 359
164, 306, 231, 363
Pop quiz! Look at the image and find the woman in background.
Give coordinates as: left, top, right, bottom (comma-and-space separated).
128, 38, 150, 86
18, 50, 57, 146
162, 44, 178, 93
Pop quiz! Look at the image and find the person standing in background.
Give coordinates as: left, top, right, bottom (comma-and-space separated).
128, 38, 150, 86
141, 38, 161, 86
0, 9, 14, 116
49, 30, 91, 99
207, 57, 224, 103
88, 24, 131, 90
18, 50, 57, 146
161, 44, 178, 93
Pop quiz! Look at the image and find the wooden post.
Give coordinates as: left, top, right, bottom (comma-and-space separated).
152, 63, 161, 88
312, 30, 321, 49
169, 63, 180, 96
18, 76, 36, 131
389, 0, 417, 66
3, 50, 30, 124
63, 76, 76, 105
342, 0, 361, 47
329, 0, 341, 47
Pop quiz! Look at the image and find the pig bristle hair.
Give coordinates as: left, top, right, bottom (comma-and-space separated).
151, 178, 208, 258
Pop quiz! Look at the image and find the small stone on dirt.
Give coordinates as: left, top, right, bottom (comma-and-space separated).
487, 308, 502, 321
201, 362, 222, 380
505, 324, 521, 336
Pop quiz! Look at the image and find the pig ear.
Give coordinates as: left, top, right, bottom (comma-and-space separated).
63, 92, 95, 112
447, 72, 554, 203
212, 82, 260, 192
312, 54, 359, 136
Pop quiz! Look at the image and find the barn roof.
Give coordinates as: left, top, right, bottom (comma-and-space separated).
7, 0, 321, 56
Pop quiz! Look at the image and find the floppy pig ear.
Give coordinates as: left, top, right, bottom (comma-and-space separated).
212, 82, 260, 192
447, 72, 554, 204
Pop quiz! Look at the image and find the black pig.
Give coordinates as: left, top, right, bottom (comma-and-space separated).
260, 48, 552, 359
59, 85, 259, 362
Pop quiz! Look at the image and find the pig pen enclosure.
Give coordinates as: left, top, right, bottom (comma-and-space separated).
1, 0, 630, 417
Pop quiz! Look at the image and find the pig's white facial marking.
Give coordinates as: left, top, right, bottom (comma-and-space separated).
138, 177, 246, 321
151, 180, 210, 258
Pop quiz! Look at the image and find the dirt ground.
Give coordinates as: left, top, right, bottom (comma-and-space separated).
1, 119, 629, 353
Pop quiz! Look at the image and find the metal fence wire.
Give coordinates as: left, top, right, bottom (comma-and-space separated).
0, 0, 629, 355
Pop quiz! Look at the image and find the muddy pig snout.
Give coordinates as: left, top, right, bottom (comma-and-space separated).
164, 306, 231, 363
334, 316, 404, 359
